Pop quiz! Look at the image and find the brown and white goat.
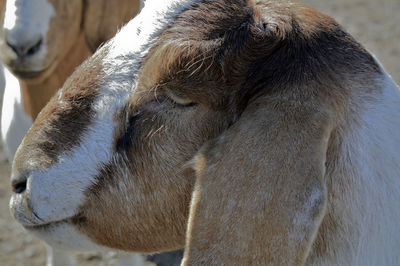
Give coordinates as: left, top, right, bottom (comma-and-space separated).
9, 0, 400, 265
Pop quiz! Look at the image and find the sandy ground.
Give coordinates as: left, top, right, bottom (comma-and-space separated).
0, 1, 399, 265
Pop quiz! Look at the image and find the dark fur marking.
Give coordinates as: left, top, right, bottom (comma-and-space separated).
14, 49, 107, 169
116, 112, 142, 153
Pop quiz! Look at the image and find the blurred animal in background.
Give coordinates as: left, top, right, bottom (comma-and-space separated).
0, 62, 4, 99
0, 0, 181, 265
8, 0, 400, 265
0, 0, 4, 108
0, 0, 142, 161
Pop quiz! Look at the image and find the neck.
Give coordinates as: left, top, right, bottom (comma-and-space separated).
21, 33, 92, 119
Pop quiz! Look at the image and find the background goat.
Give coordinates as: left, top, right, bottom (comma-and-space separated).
0, 0, 141, 161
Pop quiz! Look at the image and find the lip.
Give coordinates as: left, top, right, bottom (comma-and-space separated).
10, 64, 53, 79
12, 69, 47, 78
23, 219, 67, 231
6, 58, 55, 79
10, 193, 73, 230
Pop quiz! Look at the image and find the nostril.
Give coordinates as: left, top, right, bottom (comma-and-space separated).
6, 40, 19, 55
6, 37, 43, 57
11, 179, 27, 194
26, 39, 42, 56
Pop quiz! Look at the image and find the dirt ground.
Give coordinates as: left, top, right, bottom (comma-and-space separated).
0, 1, 399, 265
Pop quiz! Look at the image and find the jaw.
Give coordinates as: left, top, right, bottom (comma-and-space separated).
10, 183, 114, 252
10, 193, 106, 251
8, 61, 55, 81
23, 220, 105, 251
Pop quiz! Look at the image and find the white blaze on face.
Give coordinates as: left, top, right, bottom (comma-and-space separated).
4, 0, 55, 32
4, 0, 54, 56
3, 0, 17, 30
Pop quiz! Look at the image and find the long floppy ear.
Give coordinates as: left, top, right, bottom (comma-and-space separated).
82, 0, 141, 52
178, 1, 342, 264
183, 95, 332, 265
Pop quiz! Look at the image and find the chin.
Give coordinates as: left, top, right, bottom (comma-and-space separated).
24, 221, 105, 252
7, 58, 56, 81
11, 69, 46, 79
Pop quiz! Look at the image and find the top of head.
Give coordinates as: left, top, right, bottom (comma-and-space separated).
9, 0, 400, 264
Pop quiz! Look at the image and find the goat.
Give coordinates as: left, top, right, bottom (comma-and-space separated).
9, 0, 400, 265
0, 0, 181, 265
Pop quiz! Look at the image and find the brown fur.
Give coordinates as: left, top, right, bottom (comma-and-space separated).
13, 0, 385, 264
183, 97, 332, 265
83, 0, 141, 52
0, 0, 5, 22
20, 33, 91, 118
75, 101, 231, 251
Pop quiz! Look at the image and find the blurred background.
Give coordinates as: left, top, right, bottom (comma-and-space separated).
0, 0, 399, 265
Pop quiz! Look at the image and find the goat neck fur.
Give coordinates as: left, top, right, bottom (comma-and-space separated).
10, 0, 400, 265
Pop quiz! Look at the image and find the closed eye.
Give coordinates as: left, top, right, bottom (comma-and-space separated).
141, 97, 197, 113
164, 90, 197, 108
173, 101, 197, 108
154, 96, 197, 108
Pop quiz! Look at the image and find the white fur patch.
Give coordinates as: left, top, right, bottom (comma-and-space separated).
347, 69, 400, 265
1, 67, 32, 162
4, 0, 55, 34
45, 244, 74, 266
27, 222, 105, 251
308, 65, 400, 265
0, 63, 4, 95
108, 0, 202, 59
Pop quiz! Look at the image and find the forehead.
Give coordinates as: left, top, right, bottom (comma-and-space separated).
107, 0, 203, 59
105, 0, 255, 109
138, 0, 252, 86
96, 0, 207, 100
3, 0, 55, 30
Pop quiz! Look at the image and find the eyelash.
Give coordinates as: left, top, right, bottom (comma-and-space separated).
174, 101, 197, 108
157, 97, 197, 108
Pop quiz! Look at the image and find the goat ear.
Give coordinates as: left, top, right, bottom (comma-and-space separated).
183, 96, 332, 265
82, 0, 141, 52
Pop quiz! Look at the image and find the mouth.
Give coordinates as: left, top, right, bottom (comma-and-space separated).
10, 194, 75, 231
6, 58, 55, 79
19, 217, 99, 251
16, 212, 72, 232
10, 63, 54, 79
12, 69, 47, 79
22, 219, 73, 233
